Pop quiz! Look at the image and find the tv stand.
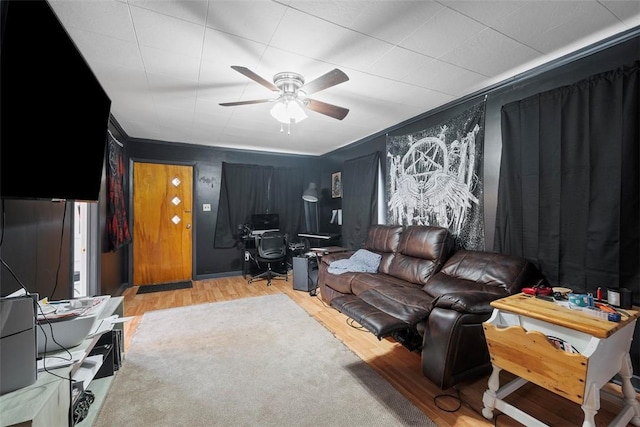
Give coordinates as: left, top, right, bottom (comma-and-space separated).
0, 296, 124, 427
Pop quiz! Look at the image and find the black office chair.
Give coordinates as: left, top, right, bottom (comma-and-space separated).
248, 231, 288, 286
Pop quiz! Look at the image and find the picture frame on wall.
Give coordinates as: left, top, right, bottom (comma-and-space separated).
332, 172, 342, 198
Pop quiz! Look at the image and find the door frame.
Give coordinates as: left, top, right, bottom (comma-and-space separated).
72, 201, 99, 298
127, 158, 196, 287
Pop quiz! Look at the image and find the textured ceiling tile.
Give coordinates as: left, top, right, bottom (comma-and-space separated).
140, 45, 202, 82
49, 0, 137, 42
438, 0, 524, 27
440, 28, 540, 77
206, 1, 287, 43
601, 0, 640, 27
129, 0, 209, 26
403, 58, 486, 96
67, 29, 144, 71
269, 8, 350, 59
131, 5, 205, 58
491, 1, 620, 53
400, 7, 487, 59
346, 1, 445, 44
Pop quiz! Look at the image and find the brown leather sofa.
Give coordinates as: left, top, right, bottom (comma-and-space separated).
317, 224, 549, 389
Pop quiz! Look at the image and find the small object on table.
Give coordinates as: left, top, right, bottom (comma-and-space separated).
522, 285, 553, 296
310, 246, 348, 256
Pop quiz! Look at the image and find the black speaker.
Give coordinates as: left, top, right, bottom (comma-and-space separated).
293, 256, 318, 293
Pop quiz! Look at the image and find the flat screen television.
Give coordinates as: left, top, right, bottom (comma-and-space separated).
0, 0, 112, 201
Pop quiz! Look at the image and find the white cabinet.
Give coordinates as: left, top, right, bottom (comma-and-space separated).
0, 296, 124, 427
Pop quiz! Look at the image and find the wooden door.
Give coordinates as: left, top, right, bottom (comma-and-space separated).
133, 162, 193, 286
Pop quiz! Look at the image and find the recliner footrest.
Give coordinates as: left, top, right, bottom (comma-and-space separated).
330, 295, 409, 338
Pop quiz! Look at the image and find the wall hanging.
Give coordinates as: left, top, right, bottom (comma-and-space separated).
386, 100, 486, 250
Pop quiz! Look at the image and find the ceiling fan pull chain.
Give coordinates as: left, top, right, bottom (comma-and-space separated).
280, 123, 284, 133
287, 122, 291, 135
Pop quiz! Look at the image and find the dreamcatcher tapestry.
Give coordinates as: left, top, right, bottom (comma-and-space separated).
386, 100, 486, 250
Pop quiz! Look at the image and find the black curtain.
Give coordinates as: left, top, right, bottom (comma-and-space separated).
342, 152, 380, 249
271, 166, 305, 238
495, 61, 639, 303
214, 162, 304, 248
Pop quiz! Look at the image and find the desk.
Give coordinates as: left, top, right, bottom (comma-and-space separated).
310, 246, 348, 256
298, 232, 341, 248
482, 294, 640, 427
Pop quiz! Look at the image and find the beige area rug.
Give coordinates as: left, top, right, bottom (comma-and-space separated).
94, 294, 436, 427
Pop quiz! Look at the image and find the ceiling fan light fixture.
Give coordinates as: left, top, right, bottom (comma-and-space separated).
270, 98, 307, 124
221, 66, 349, 124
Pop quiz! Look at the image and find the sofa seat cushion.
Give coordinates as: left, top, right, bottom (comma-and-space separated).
350, 272, 420, 296
358, 287, 435, 325
329, 295, 410, 338
324, 270, 360, 294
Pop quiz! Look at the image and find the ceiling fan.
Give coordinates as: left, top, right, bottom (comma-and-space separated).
219, 66, 350, 123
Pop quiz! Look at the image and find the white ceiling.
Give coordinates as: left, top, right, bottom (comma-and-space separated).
48, 0, 640, 156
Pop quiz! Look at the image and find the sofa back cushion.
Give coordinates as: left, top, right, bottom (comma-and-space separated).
388, 225, 455, 285
423, 249, 549, 298
364, 225, 403, 274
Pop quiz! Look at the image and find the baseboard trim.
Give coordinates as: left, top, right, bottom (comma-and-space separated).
195, 271, 243, 280
112, 282, 130, 297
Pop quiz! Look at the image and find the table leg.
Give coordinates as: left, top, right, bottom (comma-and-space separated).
619, 353, 640, 426
482, 364, 501, 420
580, 382, 599, 427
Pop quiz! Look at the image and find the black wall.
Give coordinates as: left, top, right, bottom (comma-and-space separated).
0, 199, 73, 300
323, 32, 640, 252
124, 139, 320, 279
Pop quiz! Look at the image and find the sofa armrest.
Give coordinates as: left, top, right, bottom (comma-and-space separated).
433, 291, 506, 315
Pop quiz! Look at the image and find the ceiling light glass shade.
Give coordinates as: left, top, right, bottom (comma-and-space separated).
302, 182, 318, 202
270, 98, 307, 124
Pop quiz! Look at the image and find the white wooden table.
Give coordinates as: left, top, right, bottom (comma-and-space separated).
482, 294, 640, 427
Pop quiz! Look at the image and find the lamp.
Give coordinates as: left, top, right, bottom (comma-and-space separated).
302, 182, 318, 202
270, 95, 307, 134
302, 183, 319, 232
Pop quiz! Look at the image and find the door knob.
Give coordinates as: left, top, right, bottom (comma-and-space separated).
186, 224, 191, 229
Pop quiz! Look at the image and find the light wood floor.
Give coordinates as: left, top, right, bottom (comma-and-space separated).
120, 275, 637, 427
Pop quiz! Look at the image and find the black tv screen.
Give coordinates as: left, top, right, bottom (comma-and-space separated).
1, 0, 111, 201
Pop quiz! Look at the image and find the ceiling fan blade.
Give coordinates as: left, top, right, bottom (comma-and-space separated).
302, 69, 349, 95
306, 99, 349, 120
219, 99, 272, 107
230, 66, 278, 92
